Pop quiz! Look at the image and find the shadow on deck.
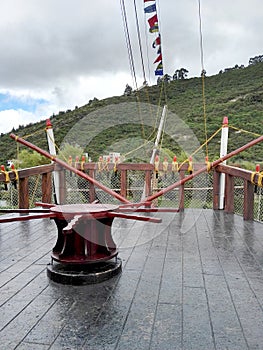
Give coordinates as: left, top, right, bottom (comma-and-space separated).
0, 209, 263, 350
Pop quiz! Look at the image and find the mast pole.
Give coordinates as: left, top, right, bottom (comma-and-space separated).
150, 105, 167, 164
141, 105, 167, 201
219, 116, 229, 209
45, 119, 60, 204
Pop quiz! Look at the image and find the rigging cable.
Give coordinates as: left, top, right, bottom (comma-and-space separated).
120, 0, 138, 90
133, 0, 147, 83
197, 0, 208, 159
120, 0, 146, 139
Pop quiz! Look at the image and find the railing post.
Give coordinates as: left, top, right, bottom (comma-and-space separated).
243, 179, 254, 220
145, 170, 152, 198
120, 168, 127, 199
19, 177, 29, 209
178, 170, 185, 211
224, 173, 234, 213
89, 168, 96, 203
42, 172, 52, 204
57, 166, 66, 204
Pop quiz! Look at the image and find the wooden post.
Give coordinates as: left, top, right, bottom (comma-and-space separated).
42, 172, 52, 204
120, 168, 127, 199
19, 177, 29, 209
178, 170, 185, 211
224, 173, 234, 213
243, 179, 254, 220
145, 170, 152, 198
89, 168, 96, 203
57, 166, 66, 205
213, 169, 220, 209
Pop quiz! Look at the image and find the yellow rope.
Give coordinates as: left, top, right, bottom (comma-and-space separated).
123, 137, 155, 158
45, 131, 68, 162
228, 125, 262, 138
251, 171, 257, 185
123, 83, 166, 159
134, 92, 146, 139
46, 132, 58, 152
22, 128, 46, 139
201, 73, 208, 158
178, 126, 223, 171
29, 174, 40, 207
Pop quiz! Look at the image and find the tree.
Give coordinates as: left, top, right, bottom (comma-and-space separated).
178, 68, 189, 79
17, 150, 49, 169
201, 69, 206, 77
124, 84, 133, 96
163, 74, 172, 83
173, 68, 189, 80
156, 74, 171, 85
173, 69, 180, 80
249, 54, 263, 65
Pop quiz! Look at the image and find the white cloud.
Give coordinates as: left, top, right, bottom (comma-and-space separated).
0, 0, 262, 132
0, 71, 133, 134
0, 109, 42, 134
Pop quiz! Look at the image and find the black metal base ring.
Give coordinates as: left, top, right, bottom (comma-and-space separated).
46, 258, 122, 285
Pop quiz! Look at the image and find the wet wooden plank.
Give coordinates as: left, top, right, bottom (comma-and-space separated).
0, 210, 262, 350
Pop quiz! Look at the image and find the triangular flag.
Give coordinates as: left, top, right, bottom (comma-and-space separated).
154, 54, 162, 63
152, 35, 161, 48
156, 61, 163, 70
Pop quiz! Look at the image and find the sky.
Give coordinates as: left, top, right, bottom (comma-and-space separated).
0, 0, 262, 134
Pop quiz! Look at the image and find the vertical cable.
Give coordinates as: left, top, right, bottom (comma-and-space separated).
198, 0, 208, 158
133, 0, 147, 83
120, 0, 138, 90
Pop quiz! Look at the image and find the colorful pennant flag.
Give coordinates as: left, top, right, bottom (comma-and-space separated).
154, 53, 162, 63
148, 14, 158, 28
144, 4, 156, 13
144, 2, 164, 76
155, 68, 164, 76
155, 61, 163, 75
152, 35, 161, 48
156, 62, 163, 70
149, 24, 159, 33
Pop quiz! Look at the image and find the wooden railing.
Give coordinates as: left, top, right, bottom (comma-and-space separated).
213, 164, 262, 220
0, 162, 262, 221
0, 164, 55, 208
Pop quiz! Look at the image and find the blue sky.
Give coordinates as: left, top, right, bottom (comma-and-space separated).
0, 93, 47, 112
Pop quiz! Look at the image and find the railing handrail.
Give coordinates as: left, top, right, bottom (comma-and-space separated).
0, 162, 262, 221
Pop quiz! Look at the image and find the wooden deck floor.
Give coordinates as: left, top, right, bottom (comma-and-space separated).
0, 209, 263, 350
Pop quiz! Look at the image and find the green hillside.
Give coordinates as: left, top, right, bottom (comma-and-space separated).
0, 61, 263, 168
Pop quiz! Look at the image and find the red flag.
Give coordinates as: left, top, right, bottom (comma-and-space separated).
148, 14, 158, 28
154, 54, 162, 63
152, 35, 161, 48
